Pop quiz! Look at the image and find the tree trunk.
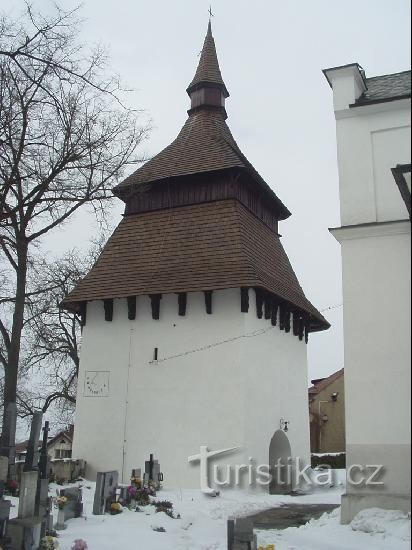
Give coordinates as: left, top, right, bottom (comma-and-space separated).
1, 238, 28, 452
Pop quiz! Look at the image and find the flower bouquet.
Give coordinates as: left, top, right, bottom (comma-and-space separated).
56, 496, 68, 510
71, 540, 88, 550
110, 502, 123, 515
39, 536, 59, 549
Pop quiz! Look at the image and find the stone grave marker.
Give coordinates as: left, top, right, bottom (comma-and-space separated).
92, 471, 118, 515
60, 487, 83, 521
145, 454, 162, 488
7, 517, 42, 550
18, 471, 38, 519
24, 411, 43, 472
228, 516, 257, 550
0, 498, 11, 539
143, 473, 149, 487
131, 468, 142, 480
36, 421, 53, 538
54, 507, 66, 531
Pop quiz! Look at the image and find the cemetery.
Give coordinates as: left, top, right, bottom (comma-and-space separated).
0, 413, 409, 549
0, 1, 410, 549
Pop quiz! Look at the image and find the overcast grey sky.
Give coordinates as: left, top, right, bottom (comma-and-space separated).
3, 0, 411, 382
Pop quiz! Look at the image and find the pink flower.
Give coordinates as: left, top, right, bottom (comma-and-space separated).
71, 540, 88, 550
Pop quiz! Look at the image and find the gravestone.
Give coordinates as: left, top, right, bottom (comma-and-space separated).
6, 517, 42, 550
228, 517, 257, 550
36, 421, 52, 538
60, 487, 83, 521
18, 471, 38, 519
117, 486, 128, 505
0, 498, 11, 538
145, 455, 162, 488
93, 471, 118, 515
54, 507, 66, 531
24, 412, 43, 472
131, 468, 142, 480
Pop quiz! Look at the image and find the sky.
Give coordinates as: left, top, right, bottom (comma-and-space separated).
2, 0, 411, 382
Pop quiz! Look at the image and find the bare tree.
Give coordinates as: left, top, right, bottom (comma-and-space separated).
14, 243, 102, 425
0, 4, 149, 449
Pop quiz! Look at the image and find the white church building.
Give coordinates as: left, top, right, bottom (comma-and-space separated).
63, 23, 329, 490
324, 63, 411, 521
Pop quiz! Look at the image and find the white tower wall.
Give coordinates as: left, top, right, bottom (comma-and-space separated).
72, 288, 310, 490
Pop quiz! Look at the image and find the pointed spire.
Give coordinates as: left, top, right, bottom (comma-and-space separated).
187, 21, 229, 98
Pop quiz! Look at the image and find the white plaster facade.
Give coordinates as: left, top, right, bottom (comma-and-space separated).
72, 288, 310, 491
325, 64, 411, 522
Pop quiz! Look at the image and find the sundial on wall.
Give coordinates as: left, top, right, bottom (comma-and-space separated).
84, 371, 110, 397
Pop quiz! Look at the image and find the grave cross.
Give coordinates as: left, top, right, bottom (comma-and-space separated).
24, 411, 43, 472
38, 421, 50, 479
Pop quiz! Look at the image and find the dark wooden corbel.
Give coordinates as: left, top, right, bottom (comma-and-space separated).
240, 287, 249, 313
293, 311, 300, 336
255, 288, 263, 319
284, 307, 291, 333
271, 300, 279, 326
80, 302, 87, 327
104, 299, 113, 322
264, 295, 272, 320
298, 317, 305, 341
279, 303, 286, 330
178, 293, 187, 316
150, 294, 162, 320
204, 291, 213, 314
305, 316, 311, 343
127, 296, 136, 320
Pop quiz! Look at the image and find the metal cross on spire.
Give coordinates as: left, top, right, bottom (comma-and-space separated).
208, 5, 214, 20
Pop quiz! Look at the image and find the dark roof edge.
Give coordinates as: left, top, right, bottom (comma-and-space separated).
61, 286, 330, 332
350, 93, 411, 108
329, 218, 411, 232
322, 63, 366, 89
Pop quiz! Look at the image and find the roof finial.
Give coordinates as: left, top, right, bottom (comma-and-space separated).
208, 5, 214, 21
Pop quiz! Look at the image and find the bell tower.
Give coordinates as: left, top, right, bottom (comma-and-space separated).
65, 22, 329, 489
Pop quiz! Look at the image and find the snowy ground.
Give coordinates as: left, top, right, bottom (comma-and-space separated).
8, 470, 411, 549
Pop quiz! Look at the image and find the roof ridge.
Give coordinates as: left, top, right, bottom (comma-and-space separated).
366, 69, 411, 80
309, 368, 344, 393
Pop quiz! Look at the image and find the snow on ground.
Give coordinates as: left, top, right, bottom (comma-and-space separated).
256, 507, 411, 550
6, 470, 411, 549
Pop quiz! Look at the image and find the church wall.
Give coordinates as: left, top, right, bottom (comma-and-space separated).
338, 225, 411, 504
72, 288, 310, 491
327, 67, 411, 521
241, 295, 310, 488
335, 100, 410, 226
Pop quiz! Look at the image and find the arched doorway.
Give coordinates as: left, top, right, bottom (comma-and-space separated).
269, 429, 292, 494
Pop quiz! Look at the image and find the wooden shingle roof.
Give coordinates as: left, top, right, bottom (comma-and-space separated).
62, 200, 329, 331
113, 23, 290, 220
186, 21, 229, 96
114, 110, 290, 219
